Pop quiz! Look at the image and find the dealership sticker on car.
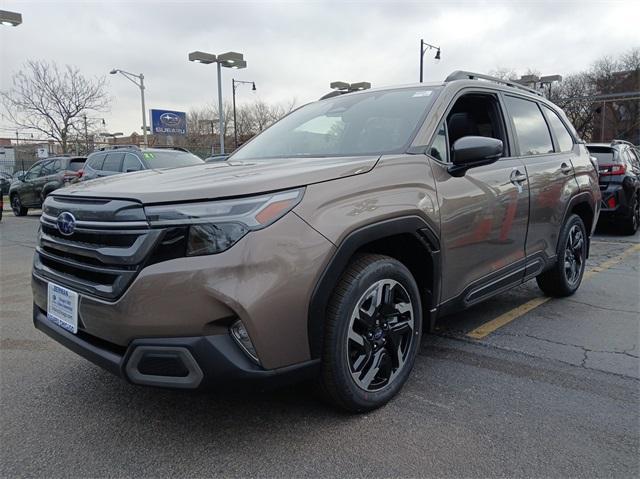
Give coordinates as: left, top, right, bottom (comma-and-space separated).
47, 282, 78, 334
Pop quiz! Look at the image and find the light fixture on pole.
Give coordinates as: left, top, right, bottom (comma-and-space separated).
419, 39, 441, 83
0, 10, 22, 26
109, 68, 149, 147
188, 50, 247, 154
232, 79, 256, 148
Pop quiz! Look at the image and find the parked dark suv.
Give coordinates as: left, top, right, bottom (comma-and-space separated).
82, 146, 204, 181
32, 71, 600, 412
9, 156, 85, 216
586, 140, 640, 234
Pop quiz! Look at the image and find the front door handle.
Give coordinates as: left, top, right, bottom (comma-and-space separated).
561, 162, 573, 175
510, 169, 527, 184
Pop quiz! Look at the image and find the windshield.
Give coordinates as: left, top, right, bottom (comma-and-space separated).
141, 151, 204, 169
232, 87, 440, 160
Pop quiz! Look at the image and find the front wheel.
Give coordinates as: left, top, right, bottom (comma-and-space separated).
320, 254, 422, 412
536, 214, 587, 297
10, 194, 28, 216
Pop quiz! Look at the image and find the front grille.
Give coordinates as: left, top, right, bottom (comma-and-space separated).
34, 195, 163, 300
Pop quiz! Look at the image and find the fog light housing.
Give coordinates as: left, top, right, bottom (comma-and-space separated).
230, 320, 259, 364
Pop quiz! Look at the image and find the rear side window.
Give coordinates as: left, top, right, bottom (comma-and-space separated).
102, 153, 124, 172
87, 153, 106, 170
39, 160, 55, 176
67, 159, 85, 171
544, 107, 574, 152
505, 96, 554, 156
122, 153, 144, 172
51, 159, 63, 172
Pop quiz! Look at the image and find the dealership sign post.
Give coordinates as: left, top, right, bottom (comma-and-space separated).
150, 109, 187, 137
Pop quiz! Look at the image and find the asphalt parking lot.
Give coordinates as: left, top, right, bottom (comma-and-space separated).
1, 210, 639, 478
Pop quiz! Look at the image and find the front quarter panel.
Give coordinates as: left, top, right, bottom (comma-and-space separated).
294, 154, 440, 245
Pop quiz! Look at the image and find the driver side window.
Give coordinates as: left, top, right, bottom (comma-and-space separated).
445, 93, 508, 157
25, 164, 42, 180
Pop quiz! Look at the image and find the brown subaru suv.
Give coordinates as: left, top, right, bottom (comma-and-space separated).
32, 71, 600, 411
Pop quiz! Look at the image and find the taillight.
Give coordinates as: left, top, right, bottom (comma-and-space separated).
77, 169, 84, 178
607, 197, 617, 208
599, 164, 626, 175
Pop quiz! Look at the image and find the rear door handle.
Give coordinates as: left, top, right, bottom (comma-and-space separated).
561, 162, 573, 175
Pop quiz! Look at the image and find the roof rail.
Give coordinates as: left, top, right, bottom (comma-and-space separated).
611, 139, 634, 147
148, 146, 191, 152
445, 70, 543, 97
97, 144, 141, 151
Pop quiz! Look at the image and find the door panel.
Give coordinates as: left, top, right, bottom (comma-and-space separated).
22, 163, 42, 206
522, 153, 579, 262
433, 158, 529, 303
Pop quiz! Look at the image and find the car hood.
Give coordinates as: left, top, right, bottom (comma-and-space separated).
56, 156, 379, 204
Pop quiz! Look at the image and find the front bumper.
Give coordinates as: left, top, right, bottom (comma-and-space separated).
32, 212, 335, 369
34, 304, 320, 389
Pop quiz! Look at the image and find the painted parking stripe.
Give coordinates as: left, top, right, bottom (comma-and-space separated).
466, 243, 640, 340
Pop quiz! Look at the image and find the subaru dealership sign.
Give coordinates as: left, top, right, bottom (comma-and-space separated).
150, 109, 187, 136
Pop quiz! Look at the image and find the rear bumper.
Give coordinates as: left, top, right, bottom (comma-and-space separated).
34, 304, 320, 390
599, 183, 633, 218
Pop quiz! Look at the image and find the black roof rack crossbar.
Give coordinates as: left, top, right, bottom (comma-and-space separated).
445, 70, 543, 97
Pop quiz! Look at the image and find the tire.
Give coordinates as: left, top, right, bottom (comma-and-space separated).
320, 254, 423, 412
536, 214, 587, 297
10, 194, 28, 216
620, 192, 639, 236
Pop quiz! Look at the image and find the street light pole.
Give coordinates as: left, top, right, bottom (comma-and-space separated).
139, 74, 148, 148
419, 39, 441, 83
217, 63, 225, 154
110, 69, 148, 147
188, 51, 247, 156
232, 79, 256, 149
83, 114, 88, 152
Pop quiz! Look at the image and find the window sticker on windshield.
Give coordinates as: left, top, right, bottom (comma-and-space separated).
412, 91, 432, 97
143, 152, 155, 160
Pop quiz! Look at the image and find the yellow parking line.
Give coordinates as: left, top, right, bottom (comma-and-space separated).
466, 243, 640, 340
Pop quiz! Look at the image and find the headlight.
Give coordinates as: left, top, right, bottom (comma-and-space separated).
145, 188, 304, 256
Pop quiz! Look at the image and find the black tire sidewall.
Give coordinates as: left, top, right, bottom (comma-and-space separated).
557, 214, 587, 293
11, 195, 24, 216
324, 256, 422, 411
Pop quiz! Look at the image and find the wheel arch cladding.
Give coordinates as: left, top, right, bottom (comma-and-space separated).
565, 194, 595, 257
307, 216, 441, 359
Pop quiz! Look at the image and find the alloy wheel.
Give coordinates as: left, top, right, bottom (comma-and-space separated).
11, 196, 21, 215
346, 279, 414, 392
564, 224, 585, 286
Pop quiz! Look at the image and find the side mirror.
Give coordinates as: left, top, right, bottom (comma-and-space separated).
448, 136, 503, 177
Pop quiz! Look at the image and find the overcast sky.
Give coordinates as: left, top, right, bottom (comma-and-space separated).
1, 0, 638, 138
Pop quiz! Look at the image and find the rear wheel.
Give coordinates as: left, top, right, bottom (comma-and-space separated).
620, 192, 639, 235
320, 254, 422, 412
536, 214, 587, 297
10, 194, 28, 216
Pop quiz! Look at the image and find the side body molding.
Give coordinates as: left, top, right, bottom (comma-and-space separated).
307, 216, 441, 359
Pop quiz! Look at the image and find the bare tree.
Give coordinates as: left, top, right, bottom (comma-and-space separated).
488, 67, 519, 81
1, 60, 110, 153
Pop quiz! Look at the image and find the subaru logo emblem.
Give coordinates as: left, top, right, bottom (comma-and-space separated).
56, 212, 76, 236
159, 112, 181, 127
